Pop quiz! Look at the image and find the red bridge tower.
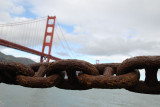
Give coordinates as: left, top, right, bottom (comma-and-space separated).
41, 16, 56, 62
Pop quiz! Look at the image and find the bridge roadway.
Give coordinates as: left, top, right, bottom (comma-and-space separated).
0, 38, 61, 61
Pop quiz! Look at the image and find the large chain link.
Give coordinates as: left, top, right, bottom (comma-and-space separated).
0, 56, 160, 94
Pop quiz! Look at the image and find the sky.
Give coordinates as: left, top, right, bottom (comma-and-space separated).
0, 0, 160, 66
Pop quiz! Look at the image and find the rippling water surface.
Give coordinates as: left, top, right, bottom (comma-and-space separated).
0, 83, 160, 107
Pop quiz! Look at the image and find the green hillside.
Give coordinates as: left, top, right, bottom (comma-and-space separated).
0, 52, 35, 65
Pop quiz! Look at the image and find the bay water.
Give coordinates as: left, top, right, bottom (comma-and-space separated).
0, 83, 160, 107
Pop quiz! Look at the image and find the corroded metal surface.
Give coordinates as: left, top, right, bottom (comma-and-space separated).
78, 67, 140, 89
29, 63, 49, 73
126, 81, 160, 94
1, 56, 160, 94
117, 56, 160, 94
16, 74, 62, 88
94, 63, 120, 74
117, 56, 160, 75
16, 64, 62, 88
46, 59, 99, 90
46, 59, 99, 76
0, 62, 34, 84
0, 62, 34, 76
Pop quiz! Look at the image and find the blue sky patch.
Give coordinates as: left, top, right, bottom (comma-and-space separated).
56, 23, 74, 33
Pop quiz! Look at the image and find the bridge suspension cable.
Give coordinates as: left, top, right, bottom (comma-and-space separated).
55, 28, 73, 59
55, 19, 76, 59
0, 16, 47, 53
0, 16, 47, 27
0, 16, 76, 61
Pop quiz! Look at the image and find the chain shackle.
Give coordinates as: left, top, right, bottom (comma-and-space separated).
78, 64, 140, 89
1, 56, 160, 95
94, 63, 120, 74
45, 59, 99, 90
0, 62, 34, 84
29, 63, 49, 73
16, 64, 62, 88
117, 56, 160, 94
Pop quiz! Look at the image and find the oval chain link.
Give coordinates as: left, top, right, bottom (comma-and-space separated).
1, 56, 160, 94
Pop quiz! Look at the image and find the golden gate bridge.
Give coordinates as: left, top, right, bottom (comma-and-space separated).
0, 16, 74, 62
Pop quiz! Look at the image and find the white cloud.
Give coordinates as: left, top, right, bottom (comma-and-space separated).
10, 5, 25, 14
0, 11, 11, 22
1, 0, 160, 63
0, 0, 25, 16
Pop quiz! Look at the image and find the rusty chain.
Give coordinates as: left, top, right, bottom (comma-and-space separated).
1, 56, 160, 94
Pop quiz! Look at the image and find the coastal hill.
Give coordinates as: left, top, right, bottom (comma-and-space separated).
0, 51, 35, 65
